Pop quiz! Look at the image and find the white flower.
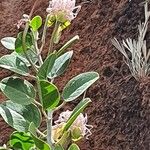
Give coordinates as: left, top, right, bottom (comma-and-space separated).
53, 110, 92, 140
16, 14, 29, 29
46, 0, 81, 22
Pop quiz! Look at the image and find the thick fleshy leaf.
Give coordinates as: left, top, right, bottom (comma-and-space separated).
62, 72, 99, 102
68, 144, 80, 150
15, 32, 33, 53
48, 51, 73, 79
0, 101, 41, 131
10, 132, 35, 150
1, 37, 16, 50
0, 77, 36, 105
39, 80, 60, 110
30, 16, 42, 31
38, 53, 56, 80
57, 35, 79, 57
63, 98, 91, 132
0, 53, 29, 76
29, 123, 51, 150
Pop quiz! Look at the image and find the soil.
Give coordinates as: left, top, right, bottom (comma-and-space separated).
0, 0, 150, 150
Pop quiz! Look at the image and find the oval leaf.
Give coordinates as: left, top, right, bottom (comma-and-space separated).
1, 37, 16, 50
39, 80, 60, 110
63, 98, 91, 132
30, 16, 42, 31
48, 51, 73, 79
38, 53, 56, 80
10, 131, 35, 150
0, 77, 36, 105
62, 72, 99, 102
0, 53, 29, 76
15, 32, 33, 53
0, 101, 41, 131
29, 123, 51, 150
54, 145, 64, 150
68, 144, 80, 150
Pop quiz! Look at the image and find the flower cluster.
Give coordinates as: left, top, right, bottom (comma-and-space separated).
46, 0, 81, 22
52, 110, 92, 142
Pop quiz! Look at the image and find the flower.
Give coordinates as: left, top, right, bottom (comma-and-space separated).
16, 14, 29, 29
46, 0, 81, 22
52, 110, 92, 142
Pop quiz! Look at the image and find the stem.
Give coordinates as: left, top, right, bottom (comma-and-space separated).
22, 23, 38, 73
40, 14, 50, 53
32, 30, 43, 66
54, 101, 66, 112
37, 129, 47, 138
47, 21, 60, 56
47, 110, 54, 147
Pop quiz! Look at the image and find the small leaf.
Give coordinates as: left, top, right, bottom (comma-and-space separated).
68, 143, 80, 150
63, 98, 91, 132
0, 77, 36, 105
1, 37, 16, 50
57, 35, 79, 57
30, 16, 42, 31
71, 127, 82, 142
10, 131, 35, 150
15, 32, 33, 53
0, 53, 29, 76
54, 144, 64, 150
29, 123, 51, 150
39, 80, 60, 110
38, 53, 56, 80
48, 51, 73, 79
0, 101, 41, 131
62, 72, 99, 102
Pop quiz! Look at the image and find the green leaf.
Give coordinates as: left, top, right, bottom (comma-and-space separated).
1, 37, 16, 50
57, 35, 79, 57
0, 53, 29, 76
0, 77, 36, 105
30, 16, 42, 31
63, 98, 91, 132
15, 32, 33, 53
68, 144, 80, 150
29, 123, 51, 150
62, 72, 99, 102
10, 131, 35, 150
48, 51, 73, 79
54, 144, 64, 150
71, 127, 82, 142
38, 53, 56, 80
0, 101, 41, 131
39, 80, 60, 110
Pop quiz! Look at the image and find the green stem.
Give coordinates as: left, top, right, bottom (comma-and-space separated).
47, 21, 60, 56
54, 101, 66, 112
40, 15, 50, 53
22, 23, 38, 73
31, 30, 43, 66
47, 110, 54, 147
37, 129, 47, 138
